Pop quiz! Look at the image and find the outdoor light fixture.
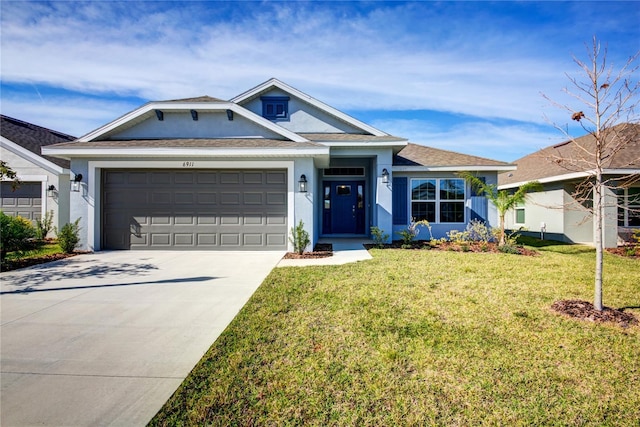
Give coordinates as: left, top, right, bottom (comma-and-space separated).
381, 168, 389, 184
226, 109, 234, 121
47, 185, 56, 197
155, 110, 164, 121
190, 109, 198, 121
298, 174, 308, 193
71, 174, 83, 192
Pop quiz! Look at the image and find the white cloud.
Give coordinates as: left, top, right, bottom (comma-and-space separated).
372, 118, 565, 162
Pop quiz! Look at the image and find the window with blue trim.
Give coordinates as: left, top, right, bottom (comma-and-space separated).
261, 96, 289, 120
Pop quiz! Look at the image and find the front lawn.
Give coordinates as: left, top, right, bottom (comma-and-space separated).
1, 242, 70, 271
150, 244, 640, 426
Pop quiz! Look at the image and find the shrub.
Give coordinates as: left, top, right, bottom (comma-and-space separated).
36, 210, 54, 240
0, 211, 37, 258
447, 229, 470, 244
396, 219, 431, 248
56, 218, 81, 254
370, 226, 389, 248
466, 219, 496, 243
289, 220, 310, 254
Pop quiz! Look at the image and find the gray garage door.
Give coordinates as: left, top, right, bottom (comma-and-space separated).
1, 182, 42, 222
102, 169, 288, 250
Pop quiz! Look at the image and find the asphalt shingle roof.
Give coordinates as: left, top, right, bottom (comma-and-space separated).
0, 115, 74, 168
499, 123, 640, 186
394, 143, 513, 167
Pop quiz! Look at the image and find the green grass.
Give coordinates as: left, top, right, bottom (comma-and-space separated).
2, 242, 63, 261
150, 244, 640, 426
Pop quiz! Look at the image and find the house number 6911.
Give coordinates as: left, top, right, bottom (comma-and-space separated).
182, 161, 195, 167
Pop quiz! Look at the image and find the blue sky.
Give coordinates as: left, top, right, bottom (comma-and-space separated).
1, 1, 638, 161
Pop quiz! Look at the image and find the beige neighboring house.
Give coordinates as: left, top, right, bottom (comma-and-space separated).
0, 115, 75, 235
498, 123, 640, 248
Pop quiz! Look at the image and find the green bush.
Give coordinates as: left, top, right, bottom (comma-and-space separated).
0, 211, 37, 258
370, 226, 389, 248
36, 210, 54, 239
289, 220, 310, 254
56, 218, 81, 254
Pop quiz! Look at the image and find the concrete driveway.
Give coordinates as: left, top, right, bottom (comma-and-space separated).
0, 250, 284, 426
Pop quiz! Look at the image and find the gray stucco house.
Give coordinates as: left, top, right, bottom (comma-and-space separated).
498, 123, 640, 248
43, 78, 513, 251
0, 115, 75, 235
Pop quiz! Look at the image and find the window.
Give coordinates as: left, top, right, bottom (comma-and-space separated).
337, 185, 351, 196
618, 187, 640, 226
515, 201, 525, 224
261, 96, 289, 120
411, 178, 465, 223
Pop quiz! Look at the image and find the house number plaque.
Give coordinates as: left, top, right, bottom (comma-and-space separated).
182, 161, 195, 167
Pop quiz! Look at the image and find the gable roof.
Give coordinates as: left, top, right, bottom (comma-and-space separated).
230, 78, 389, 137
499, 123, 640, 188
0, 115, 73, 169
393, 143, 515, 171
76, 99, 310, 143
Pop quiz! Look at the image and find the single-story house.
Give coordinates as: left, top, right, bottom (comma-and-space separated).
1, 115, 75, 235
498, 123, 639, 248
43, 78, 514, 251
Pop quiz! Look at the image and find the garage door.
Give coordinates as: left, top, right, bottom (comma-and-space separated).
0, 182, 42, 222
102, 169, 288, 250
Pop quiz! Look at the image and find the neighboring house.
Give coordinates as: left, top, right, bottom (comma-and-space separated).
0, 115, 75, 235
43, 78, 513, 252
498, 123, 640, 248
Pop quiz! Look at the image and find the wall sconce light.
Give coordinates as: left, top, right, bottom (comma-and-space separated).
298, 174, 308, 193
190, 109, 198, 121
71, 174, 83, 192
155, 110, 164, 121
47, 184, 56, 197
226, 109, 234, 121
381, 168, 389, 184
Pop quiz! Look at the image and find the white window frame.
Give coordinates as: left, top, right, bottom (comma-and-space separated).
410, 178, 466, 224
515, 201, 526, 225
618, 187, 640, 227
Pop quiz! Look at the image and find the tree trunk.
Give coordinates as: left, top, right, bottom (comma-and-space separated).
499, 213, 506, 246
594, 179, 604, 311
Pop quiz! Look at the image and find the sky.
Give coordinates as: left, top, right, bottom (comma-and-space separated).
1, 1, 639, 162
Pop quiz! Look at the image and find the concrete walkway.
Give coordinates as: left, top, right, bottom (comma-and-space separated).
277, 238, 373, 267
0, 250, 284, 426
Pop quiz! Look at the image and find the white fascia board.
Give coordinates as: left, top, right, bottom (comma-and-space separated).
393, 165, 517, 173
231, 78, 388, 137
79, 101, 310, 143
322, 141, 408, 148
1, 136, 68, 175
498, 168, 640, 190
42, 146, 330, 158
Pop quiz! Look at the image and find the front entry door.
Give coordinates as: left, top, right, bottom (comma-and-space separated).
323, 181, 365, 234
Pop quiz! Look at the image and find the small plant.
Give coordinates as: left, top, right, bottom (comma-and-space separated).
447, 229, 470, 244
466, 219, 496, 243
36, 210, 54, 240
498, 233, 521, 254
56, 218, 81, 254
0, 211, 37, 258
370, 226, 389, 248
289, 220, 310, 255
396, 219, 431, 248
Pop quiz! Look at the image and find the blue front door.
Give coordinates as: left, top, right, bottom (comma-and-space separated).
323, 181, 365, 234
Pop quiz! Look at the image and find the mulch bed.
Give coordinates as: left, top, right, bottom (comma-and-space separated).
365, 241, 537, 256
283, 243, 333, 259
551, 299, 639, 328
606, 246, 640, 258
1, 252, 78, 272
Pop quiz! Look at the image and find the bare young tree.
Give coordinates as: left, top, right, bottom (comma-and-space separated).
543, 36, 639, 311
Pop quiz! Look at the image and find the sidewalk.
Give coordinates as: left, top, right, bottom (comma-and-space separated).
277, 238, 373, 267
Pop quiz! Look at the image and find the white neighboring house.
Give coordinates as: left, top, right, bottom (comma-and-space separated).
1, 115, 75, 235
43, 78, 513, 252
498, 123, 640, 248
